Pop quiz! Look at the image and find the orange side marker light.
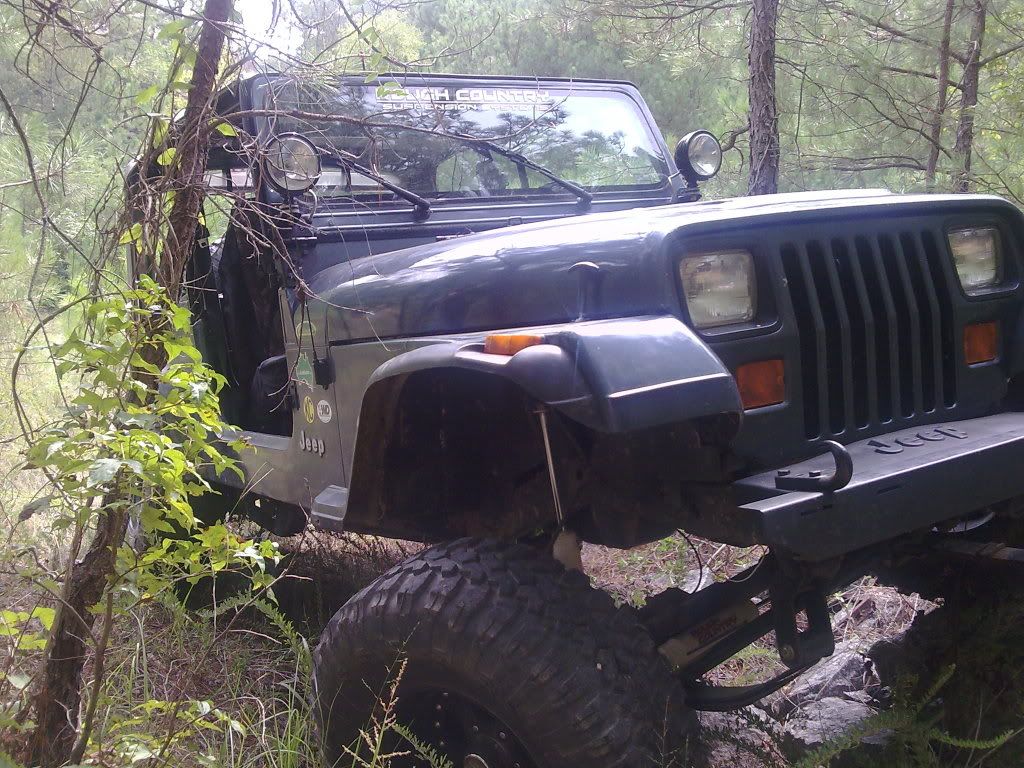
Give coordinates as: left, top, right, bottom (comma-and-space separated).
483, 333, 545, 356
736, 359, 785, 410
964, 321, 998, 365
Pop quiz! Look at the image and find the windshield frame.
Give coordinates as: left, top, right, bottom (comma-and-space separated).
246, 73, 679, 211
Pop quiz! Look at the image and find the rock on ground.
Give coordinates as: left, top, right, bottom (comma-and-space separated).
782, 696, 884, 752
695, 709, 787, 768
768, 640, 881, 718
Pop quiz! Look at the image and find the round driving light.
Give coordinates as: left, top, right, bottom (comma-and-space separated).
675, 130, 722, 182
263, 133, 321, 194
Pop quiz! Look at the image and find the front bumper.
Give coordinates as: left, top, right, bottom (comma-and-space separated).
722, 412, 1024, 561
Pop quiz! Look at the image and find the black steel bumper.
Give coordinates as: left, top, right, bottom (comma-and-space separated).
725, 412, 1024, 561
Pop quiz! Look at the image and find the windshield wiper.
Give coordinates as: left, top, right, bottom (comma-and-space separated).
320, 148, 432, 221
456, 137, 593, 209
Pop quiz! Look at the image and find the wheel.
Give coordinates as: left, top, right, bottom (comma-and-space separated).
313, 538, 693, 768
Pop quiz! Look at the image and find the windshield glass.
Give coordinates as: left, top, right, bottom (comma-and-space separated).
257, 78, 671, 202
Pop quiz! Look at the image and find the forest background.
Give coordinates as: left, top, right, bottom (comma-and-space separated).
1, 0, 1024, 765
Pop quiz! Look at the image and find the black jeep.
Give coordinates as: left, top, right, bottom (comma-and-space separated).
169, 73, 1024, 766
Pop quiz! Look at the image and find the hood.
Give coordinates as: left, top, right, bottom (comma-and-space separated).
302, 189, 1012, 345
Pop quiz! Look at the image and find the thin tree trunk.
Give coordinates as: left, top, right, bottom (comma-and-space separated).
26, 2, 233, 764
28, 511, 126, 767
160, 0, 234, 296
748, 0, 780, 195
925, 0, 956, 188
954, 0, 987, 193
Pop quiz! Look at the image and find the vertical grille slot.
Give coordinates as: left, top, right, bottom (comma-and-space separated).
781, 226, 957, 440
902, 232, 941, 411
837, 238, 876, 426
921, 230, 959, 407
855, 236, 895, 424
831, 239, 871, 428
879, 235, 917, 417
806, 241, 850, 434
781, 244, 822, 438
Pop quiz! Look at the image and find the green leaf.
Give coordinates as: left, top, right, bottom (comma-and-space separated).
31, 607, 55, 631
158, 18, 192, 40
127, 744, 154, 763
376, 81, 407, 98
156, 147, 177, 167
118, 223, 143, 245
6, 672, 30, 690
19, 495, 51, 522
88, 458, 124, 486
213, 121, 237, 137
175, 40, 199, 68
135, 84, 160, 105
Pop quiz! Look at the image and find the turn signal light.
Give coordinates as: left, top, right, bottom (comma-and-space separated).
963, 321, 998, 364
483, 333, 544, 356
736, 359, 785, 409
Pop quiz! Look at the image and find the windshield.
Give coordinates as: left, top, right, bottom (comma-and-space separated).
257, 78, 671, 202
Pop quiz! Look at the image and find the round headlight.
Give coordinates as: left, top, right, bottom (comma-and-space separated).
263, 133, 321, 195
675, 130, 722, 182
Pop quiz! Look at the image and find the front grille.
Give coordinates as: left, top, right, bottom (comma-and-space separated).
780, 230, 959, 439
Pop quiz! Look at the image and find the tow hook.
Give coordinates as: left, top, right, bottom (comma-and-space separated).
774, 440, 854, 493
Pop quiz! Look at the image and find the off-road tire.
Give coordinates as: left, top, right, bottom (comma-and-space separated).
313, 537, 693, 768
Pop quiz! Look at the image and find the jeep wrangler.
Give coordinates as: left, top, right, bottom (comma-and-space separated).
141, 73, 1024, 767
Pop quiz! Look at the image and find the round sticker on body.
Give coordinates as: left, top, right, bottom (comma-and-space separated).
302, 396, 315, 424
316, 399, 333, 423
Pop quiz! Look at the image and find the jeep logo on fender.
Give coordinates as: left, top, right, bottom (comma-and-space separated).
300, 430, 325, 457
868, 426, 968, 455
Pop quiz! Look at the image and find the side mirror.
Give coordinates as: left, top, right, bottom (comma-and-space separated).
674, 130, 723, 187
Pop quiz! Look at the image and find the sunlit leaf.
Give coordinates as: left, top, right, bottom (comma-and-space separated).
135, 84, 160, 105
118, 223, 143, 245
156, 147, 177, 166
158, 18, 192, 40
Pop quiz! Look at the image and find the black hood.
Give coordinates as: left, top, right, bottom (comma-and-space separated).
303, 190, 1012, 344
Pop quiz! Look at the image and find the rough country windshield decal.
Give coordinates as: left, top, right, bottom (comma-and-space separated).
258, 77, 671, 202
377, 86, 556, 112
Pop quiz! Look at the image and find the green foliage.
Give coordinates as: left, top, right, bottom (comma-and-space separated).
0, 279, 287, 763
336, 659, 454, 768
22, 277, 276, 597
794, 666, 1017, 768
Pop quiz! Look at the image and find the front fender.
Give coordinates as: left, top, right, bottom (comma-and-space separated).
364, 315, 742, 434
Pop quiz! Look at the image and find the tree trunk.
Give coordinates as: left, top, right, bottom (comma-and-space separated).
160, 0, 234, 296
28, 512, 126, 767
954, 0, 987, 193
25, 2, 233, 764
925, 0, 956, 189
748, 0, 780, 196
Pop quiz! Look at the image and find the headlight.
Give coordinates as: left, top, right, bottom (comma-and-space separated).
675, 130, 722, 183
679, 250, 756, 328
263, 133, 321, 195
948, 227, 1002, 294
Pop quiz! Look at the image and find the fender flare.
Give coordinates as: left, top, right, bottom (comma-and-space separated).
361, 315, 743, 434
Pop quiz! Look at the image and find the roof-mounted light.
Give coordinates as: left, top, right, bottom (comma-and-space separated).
263, 133, 321, 195
675, 130, 722, 185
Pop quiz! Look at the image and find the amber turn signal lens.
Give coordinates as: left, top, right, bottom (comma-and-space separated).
963, 321, 998, 365
483, 333, 544, 356
736, 359, 785, 410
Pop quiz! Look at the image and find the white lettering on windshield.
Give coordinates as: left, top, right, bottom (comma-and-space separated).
377, 86, 553, 112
